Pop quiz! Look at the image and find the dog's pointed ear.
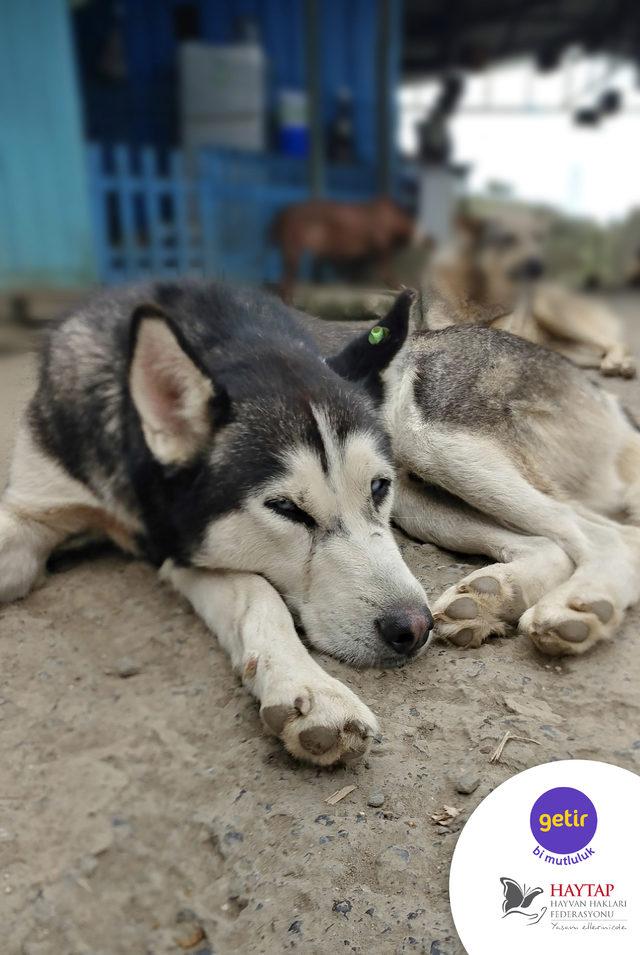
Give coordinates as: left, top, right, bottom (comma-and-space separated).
327, 288, 415, 384
128, 303, 223, 466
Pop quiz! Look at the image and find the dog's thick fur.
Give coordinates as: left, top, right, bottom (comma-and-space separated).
424, 211, 636, 378
1, 281, 431, 766
3, 280, 640, 766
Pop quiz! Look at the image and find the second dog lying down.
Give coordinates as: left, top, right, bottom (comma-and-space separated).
424, 211, 636, 378
2, 281, 639, 765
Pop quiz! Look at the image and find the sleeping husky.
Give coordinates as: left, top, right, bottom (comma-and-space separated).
2, 281, 640, 766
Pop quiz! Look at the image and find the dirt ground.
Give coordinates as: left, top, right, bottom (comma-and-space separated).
1, 294, 640, 955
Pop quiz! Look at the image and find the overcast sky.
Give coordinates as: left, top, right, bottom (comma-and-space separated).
399, 56, 640, 223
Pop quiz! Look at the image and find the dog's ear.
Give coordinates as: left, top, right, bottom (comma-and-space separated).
128, 303, 223, 466
327, 288, 414, 384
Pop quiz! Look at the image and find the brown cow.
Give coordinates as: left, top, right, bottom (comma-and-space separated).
271, 196, 418, 300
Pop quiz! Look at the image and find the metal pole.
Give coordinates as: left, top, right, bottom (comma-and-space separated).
377, 0, 400, 196
305, 0, 324, 197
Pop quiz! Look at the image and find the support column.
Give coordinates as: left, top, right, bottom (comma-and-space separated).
377, 0, 402, 197
305, 0, 324, 197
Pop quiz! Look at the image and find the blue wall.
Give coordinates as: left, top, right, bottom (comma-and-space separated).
0, 0, 96, 289
74, 0, 397, 167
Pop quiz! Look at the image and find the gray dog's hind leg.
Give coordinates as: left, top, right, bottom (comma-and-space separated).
393, 473, 573, 648
394, 429, 640, 655
617, 429, 640, 524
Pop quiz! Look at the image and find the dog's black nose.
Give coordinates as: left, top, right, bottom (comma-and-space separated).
376, 606, 433, 656
520, 257, 544, 280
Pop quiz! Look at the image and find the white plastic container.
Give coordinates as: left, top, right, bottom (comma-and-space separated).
179, 41, 266, 154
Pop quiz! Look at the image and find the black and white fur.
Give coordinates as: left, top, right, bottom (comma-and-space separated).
3, 279, 640, 765
1, 282, 430, 766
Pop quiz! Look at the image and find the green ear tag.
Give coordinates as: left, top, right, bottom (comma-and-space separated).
368, 325, 388, 345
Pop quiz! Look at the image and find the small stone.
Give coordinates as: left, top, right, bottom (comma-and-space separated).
175, 925, 205, 950
367, 790, 385, 808
288, 920, 302, 934
333, 899, 352, 915
114, 657, 141, 678
223, 830, 244, 844
176, 908, 198, 923
455, 770, 480, 795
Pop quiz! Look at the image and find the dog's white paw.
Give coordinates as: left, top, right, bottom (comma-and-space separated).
600, 352, 636, 379
520, 594, 619, 656
432, 570, 526, 649
259, 676, 378, 767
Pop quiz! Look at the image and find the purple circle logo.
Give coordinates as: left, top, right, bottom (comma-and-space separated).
530, 787, 597, 854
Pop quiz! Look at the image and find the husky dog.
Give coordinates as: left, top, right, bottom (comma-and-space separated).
0, 282, 432, 766
339, 291, 640, 657
426, 210, 636, 378
4, 281, 639, 767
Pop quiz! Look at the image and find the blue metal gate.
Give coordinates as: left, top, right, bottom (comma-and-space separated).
88, 143, 378, 285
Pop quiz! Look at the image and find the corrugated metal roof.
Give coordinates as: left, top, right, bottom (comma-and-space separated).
403, 0, 640, 76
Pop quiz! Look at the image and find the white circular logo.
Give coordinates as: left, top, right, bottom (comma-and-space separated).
449, 760, 640, 954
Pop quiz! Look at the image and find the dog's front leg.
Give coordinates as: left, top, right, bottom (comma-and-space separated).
161, 563, 378, 766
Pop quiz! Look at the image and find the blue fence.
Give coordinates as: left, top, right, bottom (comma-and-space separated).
88, 143, 380, 285
88, 145, 204, 285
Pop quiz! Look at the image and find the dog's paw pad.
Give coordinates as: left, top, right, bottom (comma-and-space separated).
520, 597, 618, 656
447, 627, 475, 647
261, 681, 378, 767
468, 576, 501, 596
260, 702, 299, 735
556, 619, 590, 643
432, 570, 522, 649
299, 725, 339, 755
569, 598, 614, 624
446, 596, 478, 619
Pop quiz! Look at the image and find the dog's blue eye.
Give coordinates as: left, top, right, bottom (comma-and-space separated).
371, 478, 391, 505
265, 497, 316, 529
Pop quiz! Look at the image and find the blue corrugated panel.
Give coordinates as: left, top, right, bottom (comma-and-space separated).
72, 0, 397, 167
0, 0, 96, 289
